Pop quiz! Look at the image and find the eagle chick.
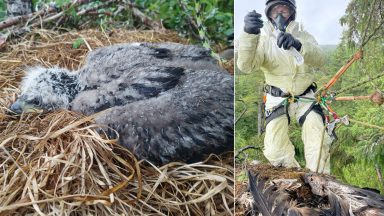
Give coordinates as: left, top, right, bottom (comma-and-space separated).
10, 42, 234, 165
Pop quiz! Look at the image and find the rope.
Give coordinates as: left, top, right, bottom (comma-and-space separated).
349, 118, 384, 131
316, 124, 327, 173
336, 71, 384, 95
361, 67, 383, 94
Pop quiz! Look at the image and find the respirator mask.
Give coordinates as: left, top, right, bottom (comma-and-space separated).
269, 4, 292, 31
274, 13, 288, 32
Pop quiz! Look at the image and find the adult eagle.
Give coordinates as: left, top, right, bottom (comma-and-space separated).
10, 42, 234, 165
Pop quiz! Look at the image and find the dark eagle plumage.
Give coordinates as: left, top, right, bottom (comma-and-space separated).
10, 42, 234, 165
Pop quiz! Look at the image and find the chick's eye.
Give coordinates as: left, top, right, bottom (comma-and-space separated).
28, 97, 41, 106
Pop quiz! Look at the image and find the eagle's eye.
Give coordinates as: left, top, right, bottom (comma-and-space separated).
27, 97, 42, 106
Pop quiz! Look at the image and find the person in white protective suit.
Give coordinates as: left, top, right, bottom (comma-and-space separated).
237, 0, 332, 173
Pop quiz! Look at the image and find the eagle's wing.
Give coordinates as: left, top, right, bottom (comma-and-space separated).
73, 43, 223, 115
91, 69, 233, 165
71, 65, 185, 115
76, 42, 222, 89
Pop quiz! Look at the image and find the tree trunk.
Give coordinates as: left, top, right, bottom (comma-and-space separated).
6, 0, 32, 17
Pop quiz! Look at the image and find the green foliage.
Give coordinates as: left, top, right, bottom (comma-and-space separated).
54, 0, 71, 7
72, 38, 84, 49
0, 0, 6, 21
236, 170, 247, 182
134, 0, 233, 44
235, 68, 265, 163
3, 0, 232, 47
31, 0, 123, 28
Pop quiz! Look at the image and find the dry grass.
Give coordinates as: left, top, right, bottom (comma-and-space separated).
0, 29, 234, 215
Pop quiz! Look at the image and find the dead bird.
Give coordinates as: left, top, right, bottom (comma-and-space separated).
305, 173, 384, 216
244, 170, 384, 216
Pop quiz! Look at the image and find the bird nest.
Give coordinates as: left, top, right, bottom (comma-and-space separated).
235, 163, 384, 215
0, 29, 234, 215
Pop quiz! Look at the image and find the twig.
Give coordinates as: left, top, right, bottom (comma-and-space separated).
1, 0, 162, 45
235, 100, 248, 125
361, 19, 384, 47
128, 5, 161, 30
0, 7, 56, 30
82, 36, 92, 51
177, 0, 200, 40
375, 164, 383, 189
76, 0, 116, 16
235, 146, 260, 159
235, 107, 247, 125
30, 11, 65, 28
336, 70, 384, 95
360, 0, 378, 47
1, 0, 103, 31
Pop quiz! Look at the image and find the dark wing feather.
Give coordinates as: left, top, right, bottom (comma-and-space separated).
328, 192, 350, 216
71, 65, 185, 115
248, 171, 273, 216
87, 69, 233, 165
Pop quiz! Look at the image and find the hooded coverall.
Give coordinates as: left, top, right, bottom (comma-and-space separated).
237, 20, 332, 174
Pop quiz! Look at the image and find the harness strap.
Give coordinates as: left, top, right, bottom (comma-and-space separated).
298, 102, 325, 126
265, 101, 290, 125
264, 83, 317, 97
264, 83, 324, 126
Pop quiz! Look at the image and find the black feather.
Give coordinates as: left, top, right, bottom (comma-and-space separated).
248, 171, 273, 216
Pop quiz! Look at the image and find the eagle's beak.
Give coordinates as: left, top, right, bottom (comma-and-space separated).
10, 100, 23, 114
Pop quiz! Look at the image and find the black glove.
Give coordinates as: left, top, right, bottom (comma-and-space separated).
244, 10, 263, 35
277, 32, 302, 51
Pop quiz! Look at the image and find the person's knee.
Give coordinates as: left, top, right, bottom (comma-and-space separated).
266, 115, 289, 136
263, 134, 295, 162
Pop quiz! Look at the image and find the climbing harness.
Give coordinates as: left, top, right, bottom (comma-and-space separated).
262, 83, 324, 127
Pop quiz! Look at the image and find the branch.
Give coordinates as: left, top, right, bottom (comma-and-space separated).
124, 2, 162, 30
177, 0, 200, 40
1, 0, 163, 45
361, 19, 384, 47
375, 164, 383, 187
31, 1, 117, 28
235, 146, 260, 159
76, 0, 116, 16
0, 7, 57, 30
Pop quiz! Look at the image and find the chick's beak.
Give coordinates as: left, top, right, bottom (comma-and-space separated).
10, 100, 23, 114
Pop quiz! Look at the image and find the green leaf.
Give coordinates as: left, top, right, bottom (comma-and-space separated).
72, 38, 84, 49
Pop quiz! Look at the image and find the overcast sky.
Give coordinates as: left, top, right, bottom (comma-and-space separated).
235, 0, 350, 45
